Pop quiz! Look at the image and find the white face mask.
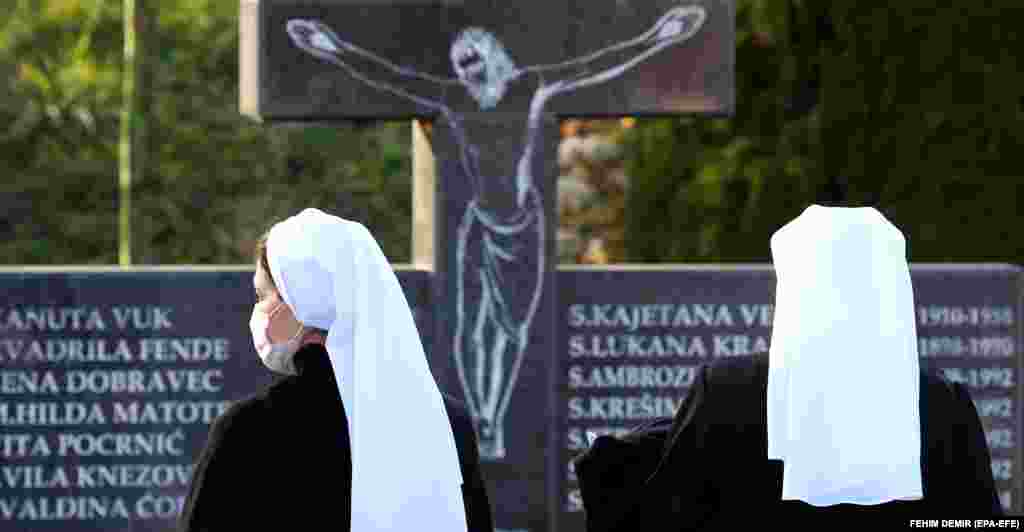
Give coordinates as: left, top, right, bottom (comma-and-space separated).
250, 302, 304, 375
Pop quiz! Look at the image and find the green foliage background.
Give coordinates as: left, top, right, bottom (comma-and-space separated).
1, 0, 1020, 265
1, 0, 412, 265
624, 1, 1022, 264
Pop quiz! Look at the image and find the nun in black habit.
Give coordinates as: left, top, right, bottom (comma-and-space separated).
179, 208, 494, 532
573, 205, 1003, 531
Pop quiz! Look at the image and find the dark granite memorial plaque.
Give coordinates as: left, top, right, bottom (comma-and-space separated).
428, 113, 561, 532
558, 265, 776, 528
911, 265, 1023, 513
242, 2, 734, 529
242, 0, 733, 121
0, 268, 433, 531
2, 263, 1018, 530
556, 0, 734, 117
558, 264, 1023, 529
241, 2, 735, 530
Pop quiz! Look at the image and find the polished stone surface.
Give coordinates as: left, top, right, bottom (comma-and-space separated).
244, 0, 733, 120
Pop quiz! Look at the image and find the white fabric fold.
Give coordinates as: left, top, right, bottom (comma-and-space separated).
767, 204, 923, 506
266, 208, 467, 531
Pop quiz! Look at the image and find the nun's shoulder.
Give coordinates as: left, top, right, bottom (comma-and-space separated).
204, 393, 268, 445
208, 377, 301, 437
919, 365, 949, 384
701, 352, 769, 384
919, 366, 973, 406
440, 392, 474, 428
441, 391, 468, 411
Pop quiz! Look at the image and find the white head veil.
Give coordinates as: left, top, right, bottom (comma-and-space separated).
266, 208, 467, 531
766, 204, 923, 506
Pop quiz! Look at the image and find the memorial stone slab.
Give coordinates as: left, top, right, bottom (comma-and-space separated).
0, 267, 433, 531
242, 2, 733, 529
557, 264, 1023, 525
1, 265, 1020, 531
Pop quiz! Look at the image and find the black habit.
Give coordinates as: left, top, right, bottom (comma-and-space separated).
178, 343, 494, 532
573, 353, 1003, 531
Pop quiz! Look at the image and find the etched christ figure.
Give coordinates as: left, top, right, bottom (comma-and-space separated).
286, 4, 707, 459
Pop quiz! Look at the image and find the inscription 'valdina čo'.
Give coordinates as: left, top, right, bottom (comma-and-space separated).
0, 496, 133, 520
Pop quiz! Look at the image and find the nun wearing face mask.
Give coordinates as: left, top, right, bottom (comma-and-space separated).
179, 208, 494, 532
572, 204, 1002, 531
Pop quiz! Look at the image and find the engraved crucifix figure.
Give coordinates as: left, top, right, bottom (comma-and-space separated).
285, 4, 707, 459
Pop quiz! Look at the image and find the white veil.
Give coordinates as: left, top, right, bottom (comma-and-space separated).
266, 208, 467, 531
766, 204, 923, 506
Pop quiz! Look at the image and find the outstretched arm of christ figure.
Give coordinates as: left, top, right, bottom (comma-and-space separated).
286, 19, 454, 111
515, 4, 707, 207
527, 5, 707, 95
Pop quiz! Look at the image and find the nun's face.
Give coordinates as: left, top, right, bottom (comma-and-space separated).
254, 264, 304, 344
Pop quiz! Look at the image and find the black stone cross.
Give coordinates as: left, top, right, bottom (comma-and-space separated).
241, 1, 733, 529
